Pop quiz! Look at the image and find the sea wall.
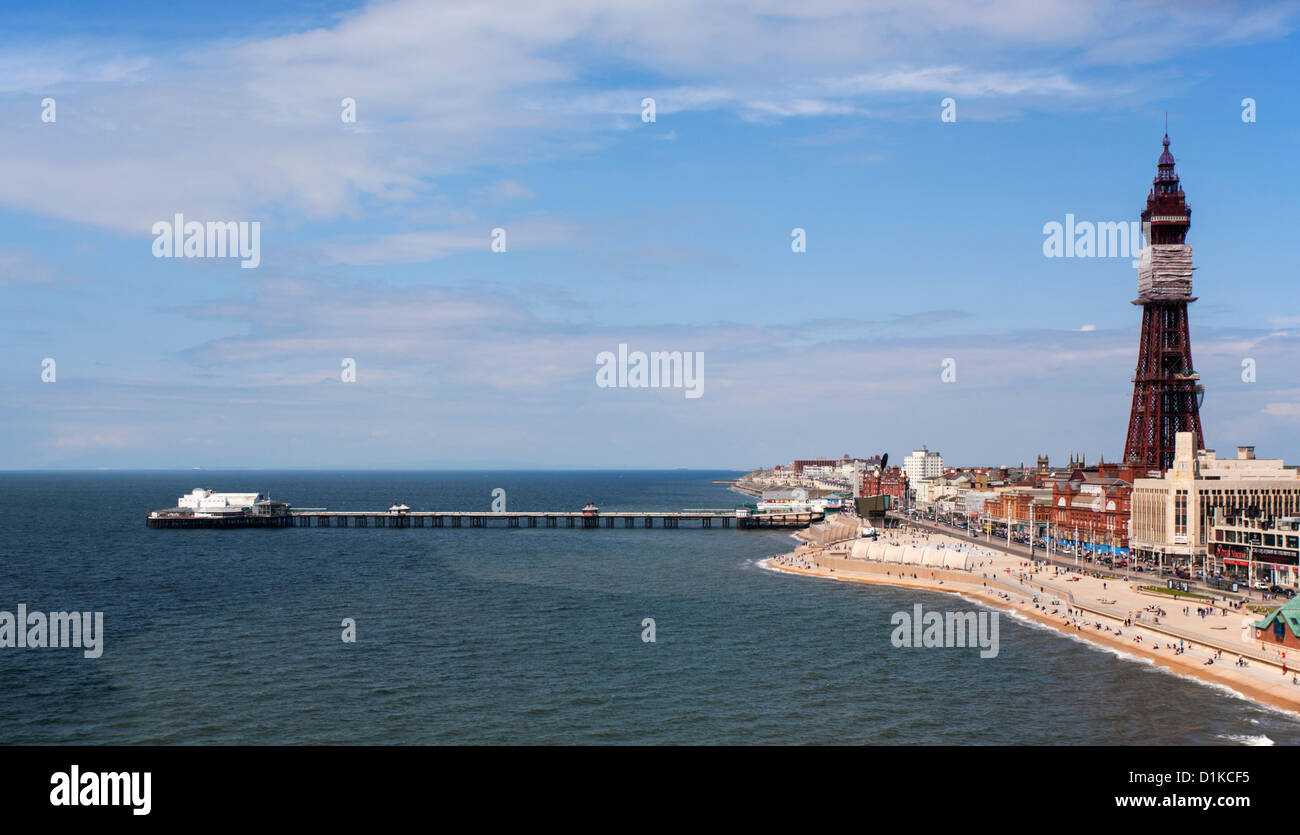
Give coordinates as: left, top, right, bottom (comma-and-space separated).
807, 555, 981, 587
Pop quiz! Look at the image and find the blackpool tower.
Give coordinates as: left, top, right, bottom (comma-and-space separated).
1122, 132, 1205, 472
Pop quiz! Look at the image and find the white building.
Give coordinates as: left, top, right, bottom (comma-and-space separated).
903, 446, 944, 483
964, 490, 999, 517
175, 488, 270, 517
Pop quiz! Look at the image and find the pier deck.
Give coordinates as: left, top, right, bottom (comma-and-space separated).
148, 509, 823, 530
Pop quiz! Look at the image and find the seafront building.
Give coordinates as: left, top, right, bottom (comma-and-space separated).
178, 488, 264, 511
1131, 433, 1300, 585
903, 446, 943, 484
863, 466, 908, 505
789, 455, 877, 477
742, 456, 877, 498
148, 488, 293, 527
924, 457, 1138, 557
1046, 465, 1137, 555
1253, 598, 1300, 649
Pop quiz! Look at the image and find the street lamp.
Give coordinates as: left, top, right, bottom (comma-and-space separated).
1028, 504, 1033, 557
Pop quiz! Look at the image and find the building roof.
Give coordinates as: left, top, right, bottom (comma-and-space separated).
1253, 597, 1300, 638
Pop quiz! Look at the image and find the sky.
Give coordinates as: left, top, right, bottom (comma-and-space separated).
1, 0, 1298, 469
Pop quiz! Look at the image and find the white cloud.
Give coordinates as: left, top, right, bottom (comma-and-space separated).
318, 215, 578, 265
827, 66, 1082, 97
1263, 402, 1300, 418
483, 180, 536, 202
2, 0, 1292, 235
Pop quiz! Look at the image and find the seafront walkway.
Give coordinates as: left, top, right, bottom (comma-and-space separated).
892, 513, 1274, 606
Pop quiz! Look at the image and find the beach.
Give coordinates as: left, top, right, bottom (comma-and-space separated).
765, 521, 1300, 716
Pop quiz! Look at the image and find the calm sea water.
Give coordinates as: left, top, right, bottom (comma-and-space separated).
2, 470, 1298, 745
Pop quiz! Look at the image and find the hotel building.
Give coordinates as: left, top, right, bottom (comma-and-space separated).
902, 446, 943, 497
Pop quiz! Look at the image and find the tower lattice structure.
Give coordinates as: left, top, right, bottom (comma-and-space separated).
1123, 133, 1205, 473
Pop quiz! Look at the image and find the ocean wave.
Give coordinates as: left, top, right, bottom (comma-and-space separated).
1218, 733, 1274, 746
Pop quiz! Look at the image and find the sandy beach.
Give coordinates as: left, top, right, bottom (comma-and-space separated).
765, 522, 1300, 717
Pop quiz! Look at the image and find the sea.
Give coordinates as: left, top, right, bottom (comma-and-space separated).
2, 470, 1298, 745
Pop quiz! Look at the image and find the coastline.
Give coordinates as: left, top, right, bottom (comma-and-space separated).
764, 527, 1300, 719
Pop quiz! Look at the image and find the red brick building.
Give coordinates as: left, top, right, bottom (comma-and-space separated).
982, 491, 1041, 526
1045, 463, 1141, 554
862, 467, 908, 504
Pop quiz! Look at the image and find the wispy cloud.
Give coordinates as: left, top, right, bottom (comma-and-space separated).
890, 310, 973, 326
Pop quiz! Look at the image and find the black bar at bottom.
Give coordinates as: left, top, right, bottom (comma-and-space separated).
1, 746, 1285, 823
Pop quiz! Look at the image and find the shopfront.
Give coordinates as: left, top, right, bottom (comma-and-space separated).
1210, 541, 1299, 587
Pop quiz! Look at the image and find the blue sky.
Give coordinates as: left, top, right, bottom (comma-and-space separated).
1, 0, 1298, 469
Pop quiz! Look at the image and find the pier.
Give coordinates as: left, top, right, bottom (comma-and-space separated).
147, 508, 823, 530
